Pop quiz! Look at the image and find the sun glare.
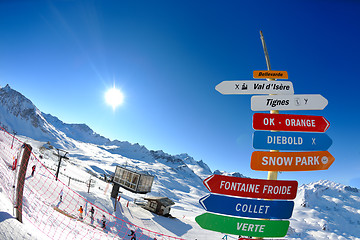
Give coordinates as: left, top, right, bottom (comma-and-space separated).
105, 87, 124, 110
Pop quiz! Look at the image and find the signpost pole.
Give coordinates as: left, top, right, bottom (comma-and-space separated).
260, 31, 279, 181
260, 30, 277, 240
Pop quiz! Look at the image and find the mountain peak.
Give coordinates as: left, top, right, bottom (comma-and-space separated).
0, 84, 214, 180
3, 84, 11, 91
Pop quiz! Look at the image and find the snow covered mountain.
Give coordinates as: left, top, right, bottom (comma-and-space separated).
290, 180, 360, 239
0, 84, 213, 182
0, 84, 359, 239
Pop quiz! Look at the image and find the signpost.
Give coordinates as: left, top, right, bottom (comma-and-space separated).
253, 70, 288, 79
195, 212, 290, 238
251, 151, 335, 171
253, 131, 333, 151
215, 80, 294, 95
253, 113, 330, 132
197, 32, 334, 239
251, 94, 328, 111
199, 194, 294, 219
203, 174, 298, 200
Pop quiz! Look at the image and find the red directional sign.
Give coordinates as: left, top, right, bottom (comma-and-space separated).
203, 175, 298, 200
253, 113, 330, 132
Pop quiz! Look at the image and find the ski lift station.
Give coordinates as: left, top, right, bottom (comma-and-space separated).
143, 197, 175, 216
111, 166, 154, 197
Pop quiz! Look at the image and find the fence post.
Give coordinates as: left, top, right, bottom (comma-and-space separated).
16, 143, 32, 223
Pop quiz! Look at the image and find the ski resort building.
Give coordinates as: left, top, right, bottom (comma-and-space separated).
112, 166, 154, 195
143, 197, 175, 216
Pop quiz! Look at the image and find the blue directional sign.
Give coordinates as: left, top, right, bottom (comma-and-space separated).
253, 131, 332, 151
199, 194, 294, 220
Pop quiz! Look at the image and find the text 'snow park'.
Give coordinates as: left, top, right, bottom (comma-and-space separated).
199, 194, 294, 219
203, 174, 298, 200
195, 212, 289, 238
251, 151, 335, 171
253, 70, 288, 79
253, 131, 333, 151
215, 80, 294, 95
251, 94, 328, 111
252, 113, 330, 132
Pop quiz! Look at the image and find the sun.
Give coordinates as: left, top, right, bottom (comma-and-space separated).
105, 86, 124, 110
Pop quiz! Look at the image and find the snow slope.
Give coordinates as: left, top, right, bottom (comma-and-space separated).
0, 84, 359, 239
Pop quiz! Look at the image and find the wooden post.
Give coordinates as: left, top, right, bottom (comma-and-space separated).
15, 143, 32, 223
260, 30, 279, 181
256, 30, 279, 240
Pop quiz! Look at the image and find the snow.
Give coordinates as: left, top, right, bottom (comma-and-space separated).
0, 135, 227, 240
1, 135, 359, 240
0, 84, 359, 240
289, 181, 360, 239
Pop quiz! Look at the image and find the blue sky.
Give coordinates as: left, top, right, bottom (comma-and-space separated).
1, 0, 360, 188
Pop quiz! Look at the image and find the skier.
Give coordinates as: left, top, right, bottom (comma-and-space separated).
12, 157, 18, 170
128, 230, 136, 240
78, 206, 84, 220
89, 206, 95, 219
31, 165, 36, 177
59, 189, 63, 202
101, 215, 106, 229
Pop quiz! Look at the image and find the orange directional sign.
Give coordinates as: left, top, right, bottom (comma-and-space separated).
251, 151, 335, 171
253, 70, 288, 79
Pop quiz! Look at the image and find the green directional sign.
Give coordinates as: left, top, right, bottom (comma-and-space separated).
195, 212, 289, 238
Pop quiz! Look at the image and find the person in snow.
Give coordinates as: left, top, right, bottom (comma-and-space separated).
89, 206, 95, 219
12, 157, 18, 170
101, 215, 106, 229
78, 206, 84, 220
128, 230, 136, 240
59, 189, 63, 202
31, 165, 36, 177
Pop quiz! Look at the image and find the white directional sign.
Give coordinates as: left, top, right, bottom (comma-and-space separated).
251, 94, 328, 111
215, 81, 294, 95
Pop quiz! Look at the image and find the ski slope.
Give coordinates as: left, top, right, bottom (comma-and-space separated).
0, 134, 359, 239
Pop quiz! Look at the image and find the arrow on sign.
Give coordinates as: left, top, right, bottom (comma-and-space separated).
195, 212, 290, 238
251, 151, 335, 171
253, 131, 333, 151
252, 113, 330, 132
203, 175, 298, 200
215, 81, 294, 95
199, 194, 294, 219
251, 94, 328, 111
